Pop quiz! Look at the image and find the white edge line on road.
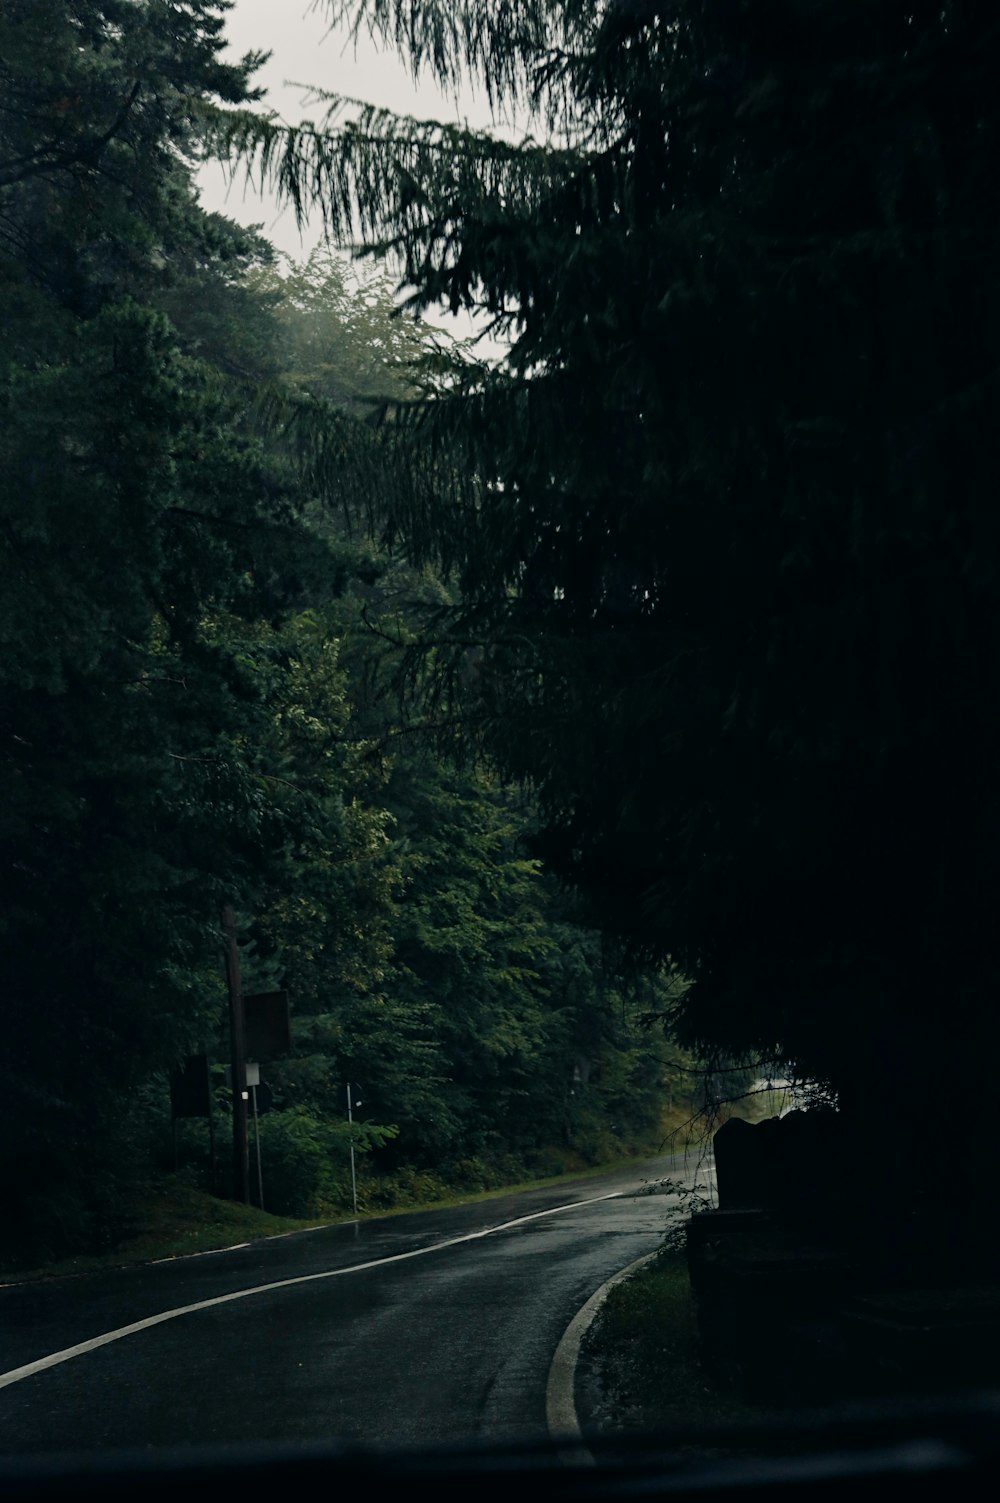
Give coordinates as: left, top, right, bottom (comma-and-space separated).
545, 1249, 662, 1466
0, 1192, 623, 1393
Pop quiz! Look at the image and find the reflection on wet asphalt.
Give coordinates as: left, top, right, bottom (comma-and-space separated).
0, 1150, 711, 1455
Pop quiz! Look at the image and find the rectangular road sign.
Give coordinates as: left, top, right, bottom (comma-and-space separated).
243, 991, 290, 1059
170, 1054, 212, 1119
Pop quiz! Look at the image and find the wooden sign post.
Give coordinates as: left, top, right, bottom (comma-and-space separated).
222, 904, 249, 1205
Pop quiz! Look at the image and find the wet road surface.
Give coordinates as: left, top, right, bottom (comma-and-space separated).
0, 1150, 713, 1456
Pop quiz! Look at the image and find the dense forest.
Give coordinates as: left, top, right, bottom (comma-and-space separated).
216, 0, 1000, 1265
0, 0, 701, 1269
4, 0, 999, 1276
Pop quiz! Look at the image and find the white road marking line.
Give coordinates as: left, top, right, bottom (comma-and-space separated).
149, 1242, 251, 1265
0, 1192, 623, 1392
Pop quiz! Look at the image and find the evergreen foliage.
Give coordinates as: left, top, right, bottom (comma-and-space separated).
0, 3, 681, 1263
220, 2, 1000, 1243
0, 0, 304, 1258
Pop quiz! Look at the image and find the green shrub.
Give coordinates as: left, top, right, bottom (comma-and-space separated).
256, 1108, 397, 1217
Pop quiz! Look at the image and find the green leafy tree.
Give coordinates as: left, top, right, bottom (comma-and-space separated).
377, 758, 559, 1163
0, 2, 393, 1261
0, 1, 708, 1258
259, 246, 431, 412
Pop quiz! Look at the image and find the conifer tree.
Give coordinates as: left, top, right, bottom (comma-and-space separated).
222, 1, 1000, 1258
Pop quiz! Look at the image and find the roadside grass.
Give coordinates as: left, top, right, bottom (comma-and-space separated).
0, 1184, 328, 1285
581, 1251, 773, 1446
355, 1156, 635, 1213
354, 1114, 709, 1215
656, 1103, 713, 1154
1, 1148, 687, 1286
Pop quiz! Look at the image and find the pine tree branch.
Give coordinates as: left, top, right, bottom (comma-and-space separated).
0, 81, 142, 189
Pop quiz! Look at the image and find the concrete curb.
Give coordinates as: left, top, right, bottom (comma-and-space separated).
545, 1249, 662, 1464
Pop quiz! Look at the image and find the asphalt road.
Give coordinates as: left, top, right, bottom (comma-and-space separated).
0, 1150, 713, 1458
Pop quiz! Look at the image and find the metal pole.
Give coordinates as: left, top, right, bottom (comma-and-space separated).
252, 1083, 264, 1211
204, 1051, 218, 1196
222, 904, 249, 1205
347, 1082, 358, 1217
208, 1099, 218, 1197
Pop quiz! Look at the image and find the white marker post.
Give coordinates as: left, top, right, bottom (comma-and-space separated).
244, 1062, 263, 1211
346, 1082, 358, 1216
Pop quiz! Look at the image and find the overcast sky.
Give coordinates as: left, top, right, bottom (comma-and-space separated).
198, 0, 502, 260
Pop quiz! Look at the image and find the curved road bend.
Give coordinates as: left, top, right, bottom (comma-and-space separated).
0, 1149, 713, 1456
